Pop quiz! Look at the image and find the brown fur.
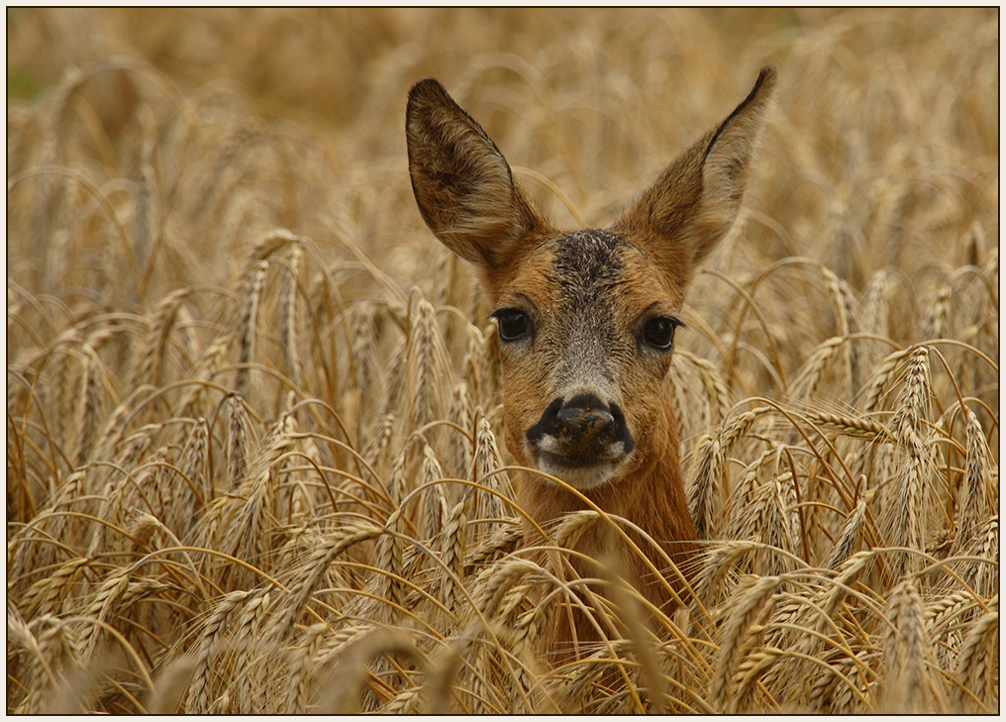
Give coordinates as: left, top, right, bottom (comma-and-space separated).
407, 68, 777, 658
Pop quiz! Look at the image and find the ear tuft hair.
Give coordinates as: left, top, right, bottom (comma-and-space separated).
406, 79, 551, 269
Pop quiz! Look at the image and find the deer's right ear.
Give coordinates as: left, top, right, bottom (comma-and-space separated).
406, 79, 550, 269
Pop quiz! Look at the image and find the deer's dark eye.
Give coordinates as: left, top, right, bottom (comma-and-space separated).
642, 316, 681, 350
492, 308, 532, 342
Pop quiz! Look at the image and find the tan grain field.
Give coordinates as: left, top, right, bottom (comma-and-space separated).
6, 8, 998, 713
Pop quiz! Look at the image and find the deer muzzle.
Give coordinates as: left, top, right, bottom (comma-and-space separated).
525, 394, 635, 484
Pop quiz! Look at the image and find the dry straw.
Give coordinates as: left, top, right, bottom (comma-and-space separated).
6, 7, 997, 714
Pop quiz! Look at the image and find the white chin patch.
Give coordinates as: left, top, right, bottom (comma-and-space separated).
525, 434, 631, 490
535, 459, 620, 490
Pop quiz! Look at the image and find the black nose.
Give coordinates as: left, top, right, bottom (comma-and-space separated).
555, 396, 615, 446
526, 393, 635, 461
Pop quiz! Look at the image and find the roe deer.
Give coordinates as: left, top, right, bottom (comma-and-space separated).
406, 68, 777, 657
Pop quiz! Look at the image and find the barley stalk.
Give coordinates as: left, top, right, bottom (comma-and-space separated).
447, 381, 475, 477
439, 499, 468, 614
475, 558, 542, 618
861, 346, 914, 413
677, 348, 733, 426
280, 243, 303, 387
954, 516, 998, 601
712, 574, 781, 712
465, 521, 524, 573
858, 269, 890, 382
694, 540, 763, 609
269, 524, 383, 643
802, 409, 892, 442
688, 435, 723, 540
147, 658, 197, 715
881, 346, 933, 580
235, 260, 268, 399
363, 413, 395, 476
73, 347, 105, 468
419, 442, 448, 540
372, 509, 405, 623
472, 410, 513, 537
923, 278, 954, 341
21, 616, 83, 714
78, 567, 131, 659
882, 579, 931, 713
825, 495, 870, 570
185, 590, 259, 713
226, 393, 251, 489
405, 292, 450, 429
20, 557, 90, 620
232, 589, 274, 713
285, 622, 327, 714
176, 335, 231, 417
789, 336, 843, 400
954, 407, 991, 552
953, 596, 998, 713
174, 416, 209, 533
819, 266, 856, 398
315, 628, 422, 713
132, 287, 188, 389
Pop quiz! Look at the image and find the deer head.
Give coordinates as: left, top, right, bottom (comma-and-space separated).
406, 69, 776, 501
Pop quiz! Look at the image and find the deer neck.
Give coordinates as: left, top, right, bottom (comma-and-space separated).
517, 399, 697, 557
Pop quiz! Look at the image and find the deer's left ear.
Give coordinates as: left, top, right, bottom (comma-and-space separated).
612, 66, 777, 286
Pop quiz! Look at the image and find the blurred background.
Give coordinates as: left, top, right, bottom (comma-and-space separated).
8, 8, 997, 297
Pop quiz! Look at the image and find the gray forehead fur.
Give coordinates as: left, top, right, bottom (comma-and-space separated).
549, 229, 627, 395
553, 229, 624, 299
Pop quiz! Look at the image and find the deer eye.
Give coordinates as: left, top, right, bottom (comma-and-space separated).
642, 316, 681, 351
492, 308, 532, 342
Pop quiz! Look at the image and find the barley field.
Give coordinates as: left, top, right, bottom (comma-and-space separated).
6, 8, 999, 714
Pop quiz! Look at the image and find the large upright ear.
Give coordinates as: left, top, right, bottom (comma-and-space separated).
406, 79, 551, 269
612, 66, 777, 287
